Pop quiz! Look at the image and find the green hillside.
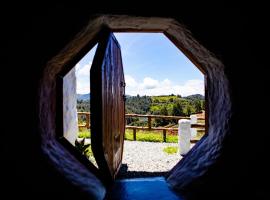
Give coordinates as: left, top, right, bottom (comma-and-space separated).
77, 94, 204, 128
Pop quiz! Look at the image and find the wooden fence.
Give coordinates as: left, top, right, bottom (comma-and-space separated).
77, 112, 205, 143
78, 112, 91, 129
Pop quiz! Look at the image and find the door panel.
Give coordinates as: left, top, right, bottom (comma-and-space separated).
91, 29, 125, 183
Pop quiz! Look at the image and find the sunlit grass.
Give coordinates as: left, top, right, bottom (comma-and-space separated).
77, 128, 205, 143
78, 128, 91, 138
163, 146, 178, 154
125, 129, 178, 143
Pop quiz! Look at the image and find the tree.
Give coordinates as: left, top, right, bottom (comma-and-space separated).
194, 99, 202, 113
154, 106, 169, 126
160, 105, 168, 116
185, 105, 192, 116
201, 100, 205, 110
172, 102, 184, 116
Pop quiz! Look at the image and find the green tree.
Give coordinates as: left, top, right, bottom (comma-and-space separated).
172, 102, 184, 116
201, 100, 205, 110
160, 106, 168, 116
154, 106, 169, 126
194, 99, 202, 113
185, 105, 193, 116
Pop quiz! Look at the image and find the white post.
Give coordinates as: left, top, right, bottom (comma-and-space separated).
190, 114, 198, 139
178, 119, 191, 156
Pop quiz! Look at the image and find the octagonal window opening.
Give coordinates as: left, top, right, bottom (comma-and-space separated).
59, 30, 208, 180
61, 44, 99, 168
38, 16, 232, 198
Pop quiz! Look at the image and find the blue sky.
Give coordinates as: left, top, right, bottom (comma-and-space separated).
75, 33, 204, 96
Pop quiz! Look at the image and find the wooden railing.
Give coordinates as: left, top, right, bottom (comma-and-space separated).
77, 112, 205, 143
125, 114, 205, 143
77, 112, 91, 129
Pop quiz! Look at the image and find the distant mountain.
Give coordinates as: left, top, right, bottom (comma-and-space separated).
77, 93, 90, 101
184, 94, 204, 101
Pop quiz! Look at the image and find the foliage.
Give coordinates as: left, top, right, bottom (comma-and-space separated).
76, 94, 205, 129
75, 138, 91, 157
185, 105, 193, 116
153, 105, 170, 126
163, 146, 179, 154
128, 119, 148, 127
76, 130, 98, 166
77, 99, 90, 112
172, 102, 184, 116
125, 95, 152, 114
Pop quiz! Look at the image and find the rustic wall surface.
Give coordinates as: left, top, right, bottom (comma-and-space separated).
63, 68, 78, 145
2, 3, 269, 200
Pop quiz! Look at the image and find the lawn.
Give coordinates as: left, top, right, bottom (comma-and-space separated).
163, 146, 179, 154
78, 128, 91, 138
124, 129, 178, 143
77, 128, 204, 143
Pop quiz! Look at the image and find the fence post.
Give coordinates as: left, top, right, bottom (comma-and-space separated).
148, 116, 152, 130
178, 119, 191, 156
86, 113, 90, 129
190, 114, 197, 139
133, 128, 136, 141
163, 129, 166, 142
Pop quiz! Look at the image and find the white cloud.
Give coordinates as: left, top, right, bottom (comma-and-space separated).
125, 75, 138, 87
76, 62, 91, 77
75, 63, 91, 94
76, 69, 204, 96
125, 75, 204, 96
142, 77, 159, 89
76, 79, 90, 94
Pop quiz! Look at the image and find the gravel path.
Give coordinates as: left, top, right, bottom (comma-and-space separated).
117, 141, 194, 178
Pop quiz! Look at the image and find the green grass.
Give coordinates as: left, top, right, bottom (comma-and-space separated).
78, 128, 178, 142
86, 145, 98, 167
163, 146, 178, 154
78, 128, 91, 138
78, 128, 204, 143
125, 129, 178, 143
85, 144, 93, 157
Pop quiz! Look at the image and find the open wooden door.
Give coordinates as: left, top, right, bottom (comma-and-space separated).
90, 29, 125, 184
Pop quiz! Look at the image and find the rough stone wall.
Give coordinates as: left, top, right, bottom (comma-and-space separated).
63, 68, 78, 146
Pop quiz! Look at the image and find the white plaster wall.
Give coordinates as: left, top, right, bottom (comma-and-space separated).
63, 68, 78, 146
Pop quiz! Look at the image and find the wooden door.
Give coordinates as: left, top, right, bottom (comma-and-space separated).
90, 29, 125, 183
